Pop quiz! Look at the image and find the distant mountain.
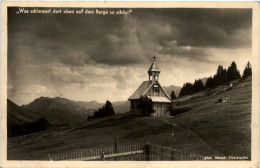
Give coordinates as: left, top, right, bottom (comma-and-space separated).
72, 100, 104, 110
7, 99, 44, 127
163, 85, 182, 97
11, 96, 131, 126
75, 100, 130, 114
113, 101, 130, 114
112, 101, 126, 106
22, 97, 94, 125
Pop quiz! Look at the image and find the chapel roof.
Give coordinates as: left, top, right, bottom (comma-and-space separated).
128, 80, 154, 100
128, 80, 171, 102
147, 96, 172, 103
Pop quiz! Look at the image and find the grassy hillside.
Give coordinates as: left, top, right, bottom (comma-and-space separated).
7, 99, 44, 126
8, 77, 251, 160
170, 77, 251, 157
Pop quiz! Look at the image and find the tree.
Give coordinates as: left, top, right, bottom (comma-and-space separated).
216, 65, 224, 85
91, 100, 115, 119
137, 96, 154, 116
34, 118, 51, 131
227, 61, 241, 81
104, 100, 115, 116
192, 79, 204, 93
205, 76, 214, 89
179, 79, 206, 97
211, 65, 228, 86
222, 68, 228, 84
179, 82, 193, 97
170, 90, 176, 100
242, 61, 252, 78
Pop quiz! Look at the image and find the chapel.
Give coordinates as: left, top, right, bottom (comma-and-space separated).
128, 56, 172, 117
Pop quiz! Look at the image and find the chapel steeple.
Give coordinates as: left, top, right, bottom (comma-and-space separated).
148, 56, 160, 81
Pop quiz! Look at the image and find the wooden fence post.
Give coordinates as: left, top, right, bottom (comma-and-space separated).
101, 151, 105, 161
145, 142, 150, 161
81, 151, 82, 159
114, 136, 118, 161
115, 136, 118, 153
171, 150, 174, 160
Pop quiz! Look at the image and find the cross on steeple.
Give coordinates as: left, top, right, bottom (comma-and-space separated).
153, 55, 156, 61
148, 55, 160, 81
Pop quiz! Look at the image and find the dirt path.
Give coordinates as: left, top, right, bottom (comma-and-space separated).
159, 118, 224, 156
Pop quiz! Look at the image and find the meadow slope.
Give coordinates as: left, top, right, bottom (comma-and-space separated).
7, 77, 251, 160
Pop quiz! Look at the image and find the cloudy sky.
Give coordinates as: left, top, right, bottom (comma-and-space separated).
7, 8, 252, 105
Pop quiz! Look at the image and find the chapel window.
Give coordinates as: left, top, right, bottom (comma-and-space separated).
153, 84, 159, 92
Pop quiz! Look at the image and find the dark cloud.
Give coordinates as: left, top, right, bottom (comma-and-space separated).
8, 8, 252, 68
137, 8, 251, 48
7, 7, 252, 105
88, 23, 146, 65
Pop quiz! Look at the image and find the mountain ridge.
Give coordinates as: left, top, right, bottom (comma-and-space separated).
9, 84, 190, 125
22, 97, 94, 125
18, 96, 130, 125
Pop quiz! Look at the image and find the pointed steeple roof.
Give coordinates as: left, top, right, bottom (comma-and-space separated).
148, 56, 160, 73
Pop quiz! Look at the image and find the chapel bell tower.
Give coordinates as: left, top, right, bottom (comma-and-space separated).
148, 56, 161, 81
